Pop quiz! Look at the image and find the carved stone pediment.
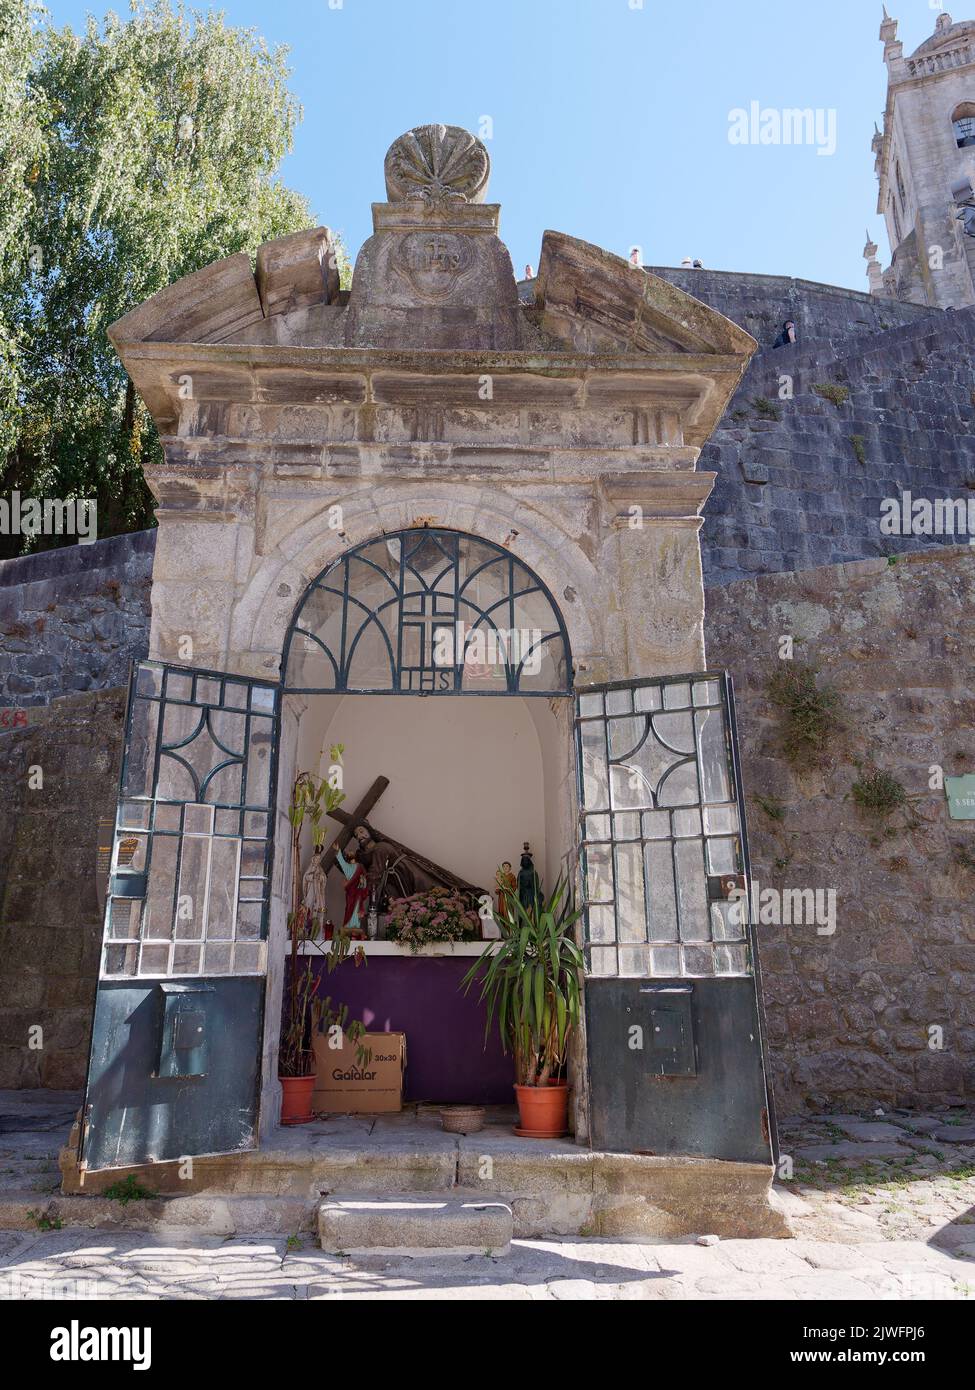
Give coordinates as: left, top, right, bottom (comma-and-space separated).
533, 232, 758, 359
107, 125, 756, 444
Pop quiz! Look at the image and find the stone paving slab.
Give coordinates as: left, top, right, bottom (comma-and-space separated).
931, 1126, 975, 1144
794, 1141, 909, 1161
833, 1121, 911, 1142
0, 1227, 971, 1300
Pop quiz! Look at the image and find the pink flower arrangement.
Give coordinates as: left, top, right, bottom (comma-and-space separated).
386, 887, 481, 954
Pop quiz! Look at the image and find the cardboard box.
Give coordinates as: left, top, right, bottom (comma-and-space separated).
312, 1030, 406, 1114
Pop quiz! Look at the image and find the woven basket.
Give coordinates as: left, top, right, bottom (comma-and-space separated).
440, 1105, 485, 1134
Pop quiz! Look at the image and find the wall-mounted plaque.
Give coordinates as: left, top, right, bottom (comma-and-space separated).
946, 774, 975, 820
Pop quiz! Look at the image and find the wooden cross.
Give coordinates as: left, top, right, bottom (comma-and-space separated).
318, 776, 389, 874
326, 803, 487, 902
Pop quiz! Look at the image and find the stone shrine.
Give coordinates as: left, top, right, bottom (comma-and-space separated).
65, 126, 775, 1228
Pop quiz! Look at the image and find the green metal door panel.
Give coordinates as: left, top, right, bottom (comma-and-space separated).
80, 660, 279, 1171
83, 978, 263, 1170
575, 672, 777, 1162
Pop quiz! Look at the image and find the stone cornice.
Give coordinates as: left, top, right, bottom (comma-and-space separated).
117, 338, 748, 376
154, 439, 704, 480
118, 340, 747, 450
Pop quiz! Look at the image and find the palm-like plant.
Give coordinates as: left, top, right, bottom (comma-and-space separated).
463, 876, 584, 1086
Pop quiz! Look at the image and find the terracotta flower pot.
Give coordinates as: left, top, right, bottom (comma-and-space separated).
514, 1082, 569, 1138
279, 1074, 316, 1126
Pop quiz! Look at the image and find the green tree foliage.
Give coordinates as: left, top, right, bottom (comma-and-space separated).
0, 0, 315, 556
0, 0, 46, 466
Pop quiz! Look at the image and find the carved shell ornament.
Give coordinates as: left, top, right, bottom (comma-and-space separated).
384, 124, 491, 208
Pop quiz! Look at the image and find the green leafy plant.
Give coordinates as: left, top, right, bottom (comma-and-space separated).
103, 1174, 158, 1204
26, 1209, 63, 1230
386, 887, 480, 955
952, 842, 975, 873
813, 383, 850, 407
850, 434, 867, 465
310, 994, 369, 1067
767, 663, 844, 769
850, 768, 908, 820
463, 876, 583, 1087
0, 0, 352, 558
280, 746, 368, 1079
753, 397, 781, 421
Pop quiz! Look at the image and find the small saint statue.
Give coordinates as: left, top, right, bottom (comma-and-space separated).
495, 861, 516, 921
335, 842, 370, 937
301, 845, 329, 930
518, 842, 541, 913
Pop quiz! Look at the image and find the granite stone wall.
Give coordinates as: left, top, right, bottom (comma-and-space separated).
698, 305, 975, 585
647, 266, 932, 348
706, 546, 975, 1115
0, 689, 126, 1088
700, 304, 973, 586
0, 529, 154, 707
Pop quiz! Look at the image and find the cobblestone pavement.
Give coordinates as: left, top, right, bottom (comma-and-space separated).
0, 1095, 973, 1300
777, 1108, 975, 1255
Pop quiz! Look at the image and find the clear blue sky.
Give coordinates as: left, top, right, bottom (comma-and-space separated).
43, 0, 952, 289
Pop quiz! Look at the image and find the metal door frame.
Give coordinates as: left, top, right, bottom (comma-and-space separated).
79, 657, 282, 1169
573, 669, 778, 1161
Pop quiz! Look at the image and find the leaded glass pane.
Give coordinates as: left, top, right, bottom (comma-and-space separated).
715, 944, 750, 976
121, 699, 159, 800
682, 945, 714, 976
108, 898, 141, 939
143, 836, 179, 941
615, 843, 647, 944
104, 944, 138, 977
139, 945, 170, 975
119, 802, 151, 830
619, 945, 651, 977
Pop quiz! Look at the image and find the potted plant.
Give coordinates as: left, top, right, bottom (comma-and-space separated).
463, 876, 583, 1138
279, 747, 367, 1124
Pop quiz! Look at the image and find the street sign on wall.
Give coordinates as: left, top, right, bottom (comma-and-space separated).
946, 774, 975, 820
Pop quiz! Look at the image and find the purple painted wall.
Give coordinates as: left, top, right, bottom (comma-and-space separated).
293, 955, 515, 1104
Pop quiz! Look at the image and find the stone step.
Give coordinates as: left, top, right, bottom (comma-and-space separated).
318, 1193, 513, 1257
0, 1190, 316, 1236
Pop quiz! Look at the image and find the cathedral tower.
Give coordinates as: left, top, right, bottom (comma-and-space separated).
871, 9, 975, 306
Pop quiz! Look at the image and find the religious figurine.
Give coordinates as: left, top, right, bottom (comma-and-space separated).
495, 861, 516, 921
335, 842, 370, 937
353, 823, 436, 902
518, 842, 541, 913
301, 845, 329, 931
